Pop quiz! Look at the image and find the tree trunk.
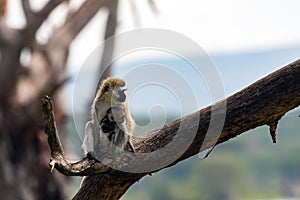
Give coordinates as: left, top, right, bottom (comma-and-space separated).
0, 0, 112, 199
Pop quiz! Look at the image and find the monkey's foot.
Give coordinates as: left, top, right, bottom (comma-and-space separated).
86, 151, 96, 160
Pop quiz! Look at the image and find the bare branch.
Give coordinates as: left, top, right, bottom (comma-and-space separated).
23, 0, 65, 43
97, 0, 119, 87
41, 96, 111, 176
42, 0, 111, 79
36, 0, 65, 20
75, 59, 300, 199
42, 59, 300, 199
41, 96, 64, 157
48, 0, 110, 48
51, 157, 111, 176
132, 59, 300, 161
21, 0, 33, 22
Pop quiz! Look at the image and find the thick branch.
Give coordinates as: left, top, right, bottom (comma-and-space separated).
42, 59, 300, 199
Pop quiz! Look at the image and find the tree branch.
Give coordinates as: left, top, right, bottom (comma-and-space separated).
42, 0, 111, 76
21, 0, 33, 22
41, 96, 64, 157
42, 59, 300, 199
97, 0, 119, 87
41, 96, 111, 175
48, 0, 111, 49
22, 0, 65, 44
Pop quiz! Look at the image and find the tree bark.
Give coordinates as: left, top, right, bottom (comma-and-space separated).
43, 59, 300, 199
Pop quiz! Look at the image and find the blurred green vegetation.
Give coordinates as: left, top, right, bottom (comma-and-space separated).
65, 108, 300, 200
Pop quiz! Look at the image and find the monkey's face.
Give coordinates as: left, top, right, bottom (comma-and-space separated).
112, 86, 127, 102
99, 78, 127, 103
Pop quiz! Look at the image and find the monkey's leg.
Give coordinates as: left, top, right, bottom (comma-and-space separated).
114, 129, 127, 150
109, 133, 115, 148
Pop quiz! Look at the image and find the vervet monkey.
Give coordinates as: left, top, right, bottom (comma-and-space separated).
82, 78, 135, 159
